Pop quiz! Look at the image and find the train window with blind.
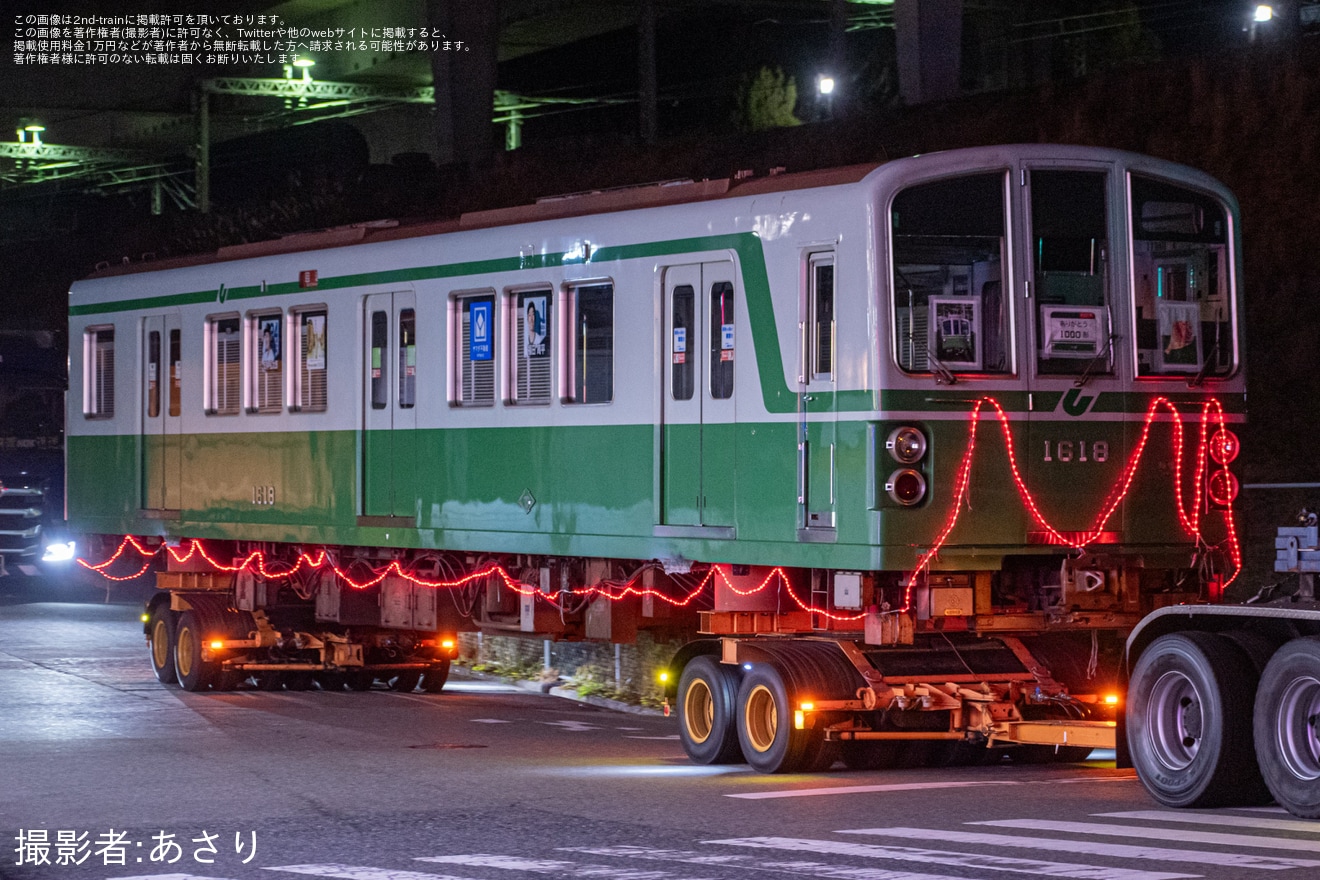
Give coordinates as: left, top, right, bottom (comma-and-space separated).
453, 292, 495, 406
510, 287, 552, 405
247, 310, 284, 413
83, 325, 115, 418
1031, 170, 1113, 376
1130, 175, 1234, 378
565, 282, 613, 404
292, 307, 328, 412
204, 314, 241, 415
891, 172, 1010, 375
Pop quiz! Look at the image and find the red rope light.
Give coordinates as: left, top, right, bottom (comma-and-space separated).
79, 394, 1240, 622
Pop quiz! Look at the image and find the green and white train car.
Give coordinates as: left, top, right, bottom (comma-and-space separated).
67, 144, 1246, 772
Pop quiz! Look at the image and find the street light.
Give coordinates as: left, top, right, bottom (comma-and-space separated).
16, 121, 45, 145
817, 74, 836, 121
285, 56, 315, 82
1254, 4, 1274, 22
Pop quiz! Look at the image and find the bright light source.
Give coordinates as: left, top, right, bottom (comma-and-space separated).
818, 76, 836, 96
140, 613, 150, 623
1104, 693, 1120, 705
800, 701, 815, 711
209, 640, 224, 650
292, 57, 315, 68
658, 671, 669, 683
440, 639, 455, 650
1254, 4, 1274, 22
41, 540, 76, 563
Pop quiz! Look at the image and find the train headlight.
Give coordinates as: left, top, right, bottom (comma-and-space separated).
885, 468, 927, 507
1210, 429, 1240, 466
886, 426, 927, 464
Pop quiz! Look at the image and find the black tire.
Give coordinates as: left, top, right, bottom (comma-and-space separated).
174, 610, 216, 692
839, 741, 902, 770
148, 604, 177, 685
677, 656, 742, 764
1253, 636, 1320, 818
421, 660, 451, 693
1127, 631, 1268, 808
389, 671, 422, 692
735, 664, 823, 773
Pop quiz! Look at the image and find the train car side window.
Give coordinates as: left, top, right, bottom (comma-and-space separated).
710, 281, 735, 399
1031, 170, 1113, 376
369, 309, 388, 409
248, 310, 284, 413
146, 329, 161, 418
891, 172, 1010, 374
204, 315, 240, 416
83, 326, 115, 418
566, 282, 613, 404
511, 288, 552, 405
1130, 175, 1234, 378
808, 254, 835, 379
292, 307, 328, 412
454, 292, 495, 406
168, 329, 181, 417
399, 308, 416, 409
671, 285, 695, 401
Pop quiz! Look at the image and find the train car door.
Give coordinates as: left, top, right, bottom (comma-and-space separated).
1021, 164, 1129, 539
141, 312, 182, 513
800, 252, 837, 535
660, 262, 736, 528
362, 291, 417, 518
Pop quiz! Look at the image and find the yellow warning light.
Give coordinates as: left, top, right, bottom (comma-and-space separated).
658, 671, 670, 684
140, 613, 150, 623
440, 639, 456, 651
209, 640, 224, 650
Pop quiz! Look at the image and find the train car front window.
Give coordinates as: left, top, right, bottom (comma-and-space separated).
1130, 175, 1234, 378
1031, 170, 1112, 376
891, 172, 1009, 375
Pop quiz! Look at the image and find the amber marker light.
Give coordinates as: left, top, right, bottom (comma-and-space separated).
440, 639, 456, 651
209, 640, 224, 650
1104, 693, 1120, 706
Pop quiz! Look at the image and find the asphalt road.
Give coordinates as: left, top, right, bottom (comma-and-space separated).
2, 599, 1319, 880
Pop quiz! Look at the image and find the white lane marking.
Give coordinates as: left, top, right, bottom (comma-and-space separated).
114, 875, 240, 880
538, 719, 602, 732
624, 734, 682, 740
841, 827, 1320, 871
1095, 811, 1320, 834
420, 853, 709, 879
469, 718, 512, 724
705, 836, 1195, 880
726, 780, 1021, 799
263, 865, 472, 880
974, 820, 1320, 853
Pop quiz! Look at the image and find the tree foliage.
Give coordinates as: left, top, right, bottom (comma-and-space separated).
733, 66, 803, 132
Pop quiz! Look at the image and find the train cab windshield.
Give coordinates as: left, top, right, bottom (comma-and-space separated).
888, 164, 1238, 382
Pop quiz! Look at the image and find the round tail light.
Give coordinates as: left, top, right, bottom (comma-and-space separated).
1208, 469, 1240, 507
885, 468, 927, 506
1209, 429, 1240, 466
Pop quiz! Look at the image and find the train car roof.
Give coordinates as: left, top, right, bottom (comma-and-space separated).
80, 162, 882, 281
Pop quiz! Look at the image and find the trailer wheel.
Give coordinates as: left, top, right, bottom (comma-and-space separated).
1253, 636, 1320, 818
677, 656, 742, 764
735, 664, 823, 773
148, 605, 178, 685
174, 610, 216, 692
421, 660, 451, 693
1127, 631, 1265, 807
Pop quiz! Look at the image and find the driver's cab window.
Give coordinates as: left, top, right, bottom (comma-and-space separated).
1130, 175, 1233, 378
891, 172, 1010, 375
1031, 170, 1112, 376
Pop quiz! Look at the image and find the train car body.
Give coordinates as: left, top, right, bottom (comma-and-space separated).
67, 145, 1249, 772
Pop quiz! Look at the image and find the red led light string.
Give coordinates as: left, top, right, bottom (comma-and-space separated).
900, 394, 1241, 612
